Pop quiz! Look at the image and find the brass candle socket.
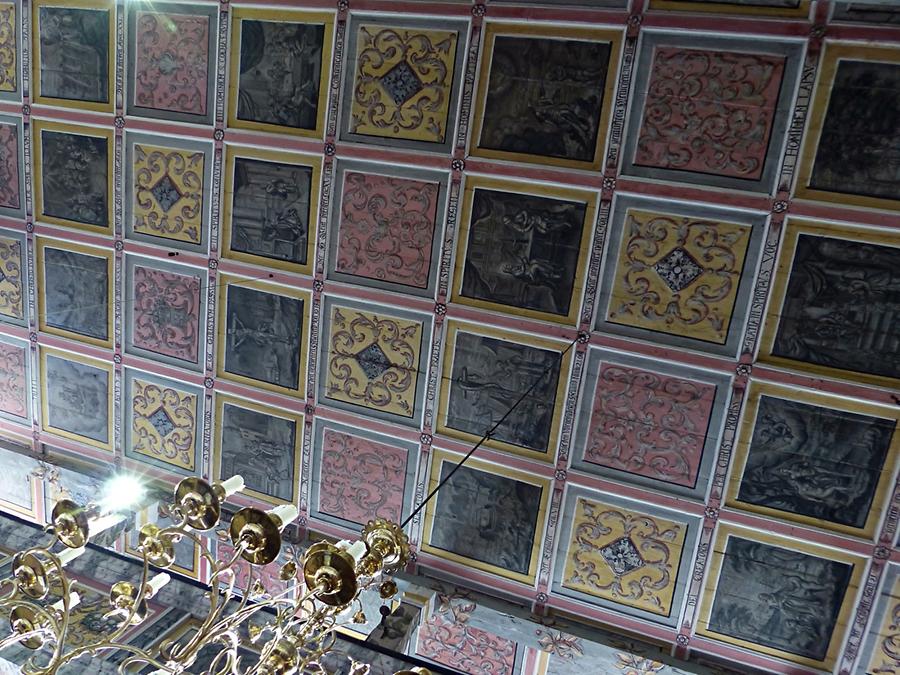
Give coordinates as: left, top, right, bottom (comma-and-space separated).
108, 582, 148, 626
229, 508, 284, 566
302, 542, 359, 608
361, 519, 409, 574
8, 605, 47, 650
174, 477, 226, 531
11, 552, 52, 600
137, 524, 176, 568
257, 636, 300, 675
51, 500, 97, 549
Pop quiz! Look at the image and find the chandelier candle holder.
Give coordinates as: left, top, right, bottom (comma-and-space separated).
0, 474, 412, 675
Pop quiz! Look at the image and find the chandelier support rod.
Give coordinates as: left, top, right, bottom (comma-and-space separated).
400, 335, 579, 529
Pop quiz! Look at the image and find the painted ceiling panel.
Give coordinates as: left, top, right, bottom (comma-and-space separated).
0, 0, 897, 673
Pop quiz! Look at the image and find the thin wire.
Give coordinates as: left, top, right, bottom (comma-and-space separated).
400, 335, 580, 529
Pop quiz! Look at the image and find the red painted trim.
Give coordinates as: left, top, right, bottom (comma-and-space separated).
790, 199, 900, 231
718, 509, 874, 556
0, 217, 25, 231
615, 177, 772, 212
0, 102, 21, 115
483, 6, 630, 24
38, 430, 113, 464
433, 437, 557, 479
547, 594, 677, 643
465, 159, 603, 190
688, 635, 819, 674
588, 333, 736, 374
31, 224, 113, 249
641, 13, 810, 37
226, 130, 323, 156
216, 259, 315, 290
336, 142, 451, 171
0, 324, 31, 341
123, 117, 213, 141
447, 304, 578, 342
120, 355, 206, 387
124, 243, 209, 270
752, 365, 900, 406
30, 106, 115, 127
325, 281, 436, 315
826, 25, 900, 42
416, 551, 537, 596
215, 380, 306, 414
0, 418, 32, 441
566, 470, 707, 516
351, 0, 472, 17
37, 334, 112, 360
314, 406, 423, 444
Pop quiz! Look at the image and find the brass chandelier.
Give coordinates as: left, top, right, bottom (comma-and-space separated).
0, 474, 425, 675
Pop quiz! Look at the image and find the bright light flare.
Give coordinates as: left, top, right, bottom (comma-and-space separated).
101, 474, 146, 511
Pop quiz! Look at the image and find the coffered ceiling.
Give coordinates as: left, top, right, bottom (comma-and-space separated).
0, 0, 898, 673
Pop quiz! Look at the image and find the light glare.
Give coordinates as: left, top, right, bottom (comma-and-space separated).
101, 475, 145, 510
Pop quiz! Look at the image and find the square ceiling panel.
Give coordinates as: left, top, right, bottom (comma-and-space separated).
553, 486, 700, 626
570, 347, 731, 500
0, 228, 26, 326
0, 114, 24, 219
0, 334, 29, 425
340, 15, 468, 153
596, 194, 766, 356
125, 132, 213, 254
470, 22, 623, 170
0, 0, 18, 102
621, 32, 803, 193
126, 1, 217, 125
326, 159, 449, 298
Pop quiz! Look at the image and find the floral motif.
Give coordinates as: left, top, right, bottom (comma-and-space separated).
535, 628, 584, 661
636, 48, 785, 180
416, 613, 516, 675
868, 575, 900, 674
134, 12, 210, 115
133, 144, 205, 244
606, 209, 751, 344
615, 652, 666, 675
0, 235, 23, 321
563, 497, 686, 616
336, 171, 440, 289
0, 342, 27, 418
131, 378, 197, 471
324, 306, 423, 418
132, 265, 201, 363
0, 4, 15, 92
317, 429, 407, 525
0, 123, 19, 209
350, 25, 458, 143
585, 363, 715, 488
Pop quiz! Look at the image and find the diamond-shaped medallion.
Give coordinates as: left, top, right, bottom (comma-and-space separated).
380, 60, 425, 105
147, 407, 176, 437
599, 536, 645, 576
150, 174, 183, 213
653, 247, 703, 293
355, 342, 393, 380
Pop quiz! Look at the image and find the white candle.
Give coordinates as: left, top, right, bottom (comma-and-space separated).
87, 514, 124, 538
56, 547, 84, 567
268, 504, 298, 529
219, 475, 245, 497
338, 540, 367, 564
146, 573, 170, 598
51, 592, 80, 612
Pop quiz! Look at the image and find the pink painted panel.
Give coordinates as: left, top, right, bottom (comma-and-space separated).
317, 429, 407, 525
0, 123, 19, 209
416, 613, 516, 675
636, 48, 785, 180
585, 362, 715, 488
132, 265, 201, 363
0, 342, 26, 418
133, 12, 210, 116
335, 171, 439, 289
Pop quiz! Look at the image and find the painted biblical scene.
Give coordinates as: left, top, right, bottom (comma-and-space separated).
236, 19, 324, 131
459, 189, 587, 319
38, 6, 109, 104
429, 463, 542, 577
40, 129, 109, 228
772, 234, 900, 381
810, 60, 900, 201
480, 35, 611, 162
44, 354, 109, 445
222, 284, 304, 391
737, 395, 894, 529
707, 537, 851, 661
42, 246, 108, 342
219, 401, 297, 503
229, 157, 313, 266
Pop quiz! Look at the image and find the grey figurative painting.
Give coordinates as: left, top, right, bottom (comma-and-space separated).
40, 131, 109, 227
810, 60, 900, 200
45, 355, 108, 444
461, 189, 586, 316
229, 157, 313, 265
446, 331, 561, 453
38, 7, 109, 103
738, 396, 894, 529
219, 403, 296, 502
223, 285, 304, 390
43, 247, 108, 341
708, 537, 852, 660
429, 463, 542, 575
480, 36, 610, 162
772, 235, 900, 380
236, 20, 324, 130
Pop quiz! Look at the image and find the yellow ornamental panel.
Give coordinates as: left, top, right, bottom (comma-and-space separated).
0, 4, 15, 92
349, 25, 458, 144
606, 209, 752, 345
0, 235, 23, 320
562, 496, 687, 616
131, 378, 198, 472
133, 144, 205, 245
323, 305, 423, 418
